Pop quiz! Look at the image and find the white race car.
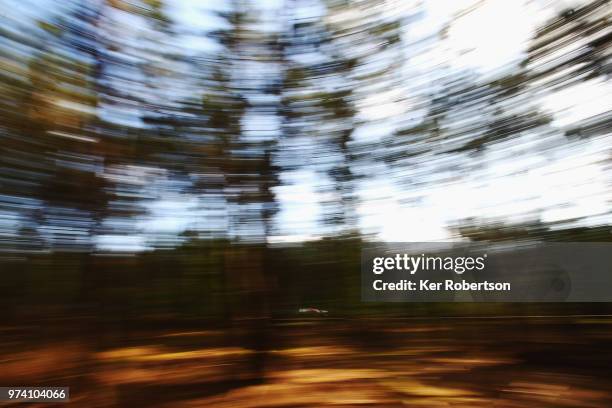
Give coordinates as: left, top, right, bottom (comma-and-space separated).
298, 307, 329, 315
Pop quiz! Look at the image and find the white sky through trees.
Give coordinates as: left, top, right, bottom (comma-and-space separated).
2, 0, 609, 250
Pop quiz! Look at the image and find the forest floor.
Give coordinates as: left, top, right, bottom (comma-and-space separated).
2, 316, 612, 407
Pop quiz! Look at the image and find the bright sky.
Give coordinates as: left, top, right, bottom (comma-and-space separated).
270, 0, 611, 244
3, 0, 609, 250
101, 0, 611, 250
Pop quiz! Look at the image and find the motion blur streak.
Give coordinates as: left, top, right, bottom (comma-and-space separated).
0, 0, 611, 406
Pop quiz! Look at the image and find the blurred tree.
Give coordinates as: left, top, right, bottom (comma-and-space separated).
0, 2, 113, 251
278, 0, 398, 233
455, 218, 612, 242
